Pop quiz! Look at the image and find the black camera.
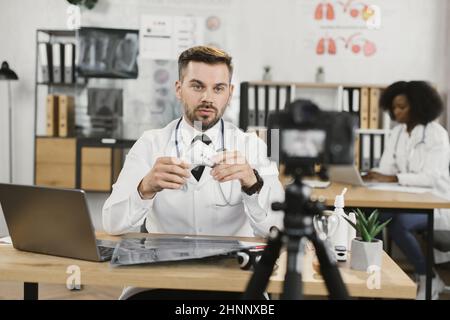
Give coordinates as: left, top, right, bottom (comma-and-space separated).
267, 99, 358, 176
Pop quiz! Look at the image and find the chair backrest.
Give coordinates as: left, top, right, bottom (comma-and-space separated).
434, 230, 450, 252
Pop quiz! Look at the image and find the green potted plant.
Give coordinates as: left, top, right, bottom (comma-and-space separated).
344, 209, 391, 271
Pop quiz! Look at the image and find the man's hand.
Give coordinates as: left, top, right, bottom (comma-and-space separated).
363, 171, 398, 183
210, 151, 257, 188
138, 157, 190, 199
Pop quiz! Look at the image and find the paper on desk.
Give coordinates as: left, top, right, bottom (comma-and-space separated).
0, 236, 12, 245
303, 179, 331, 189
238, 241, 266, 248
367, 183, 432, 194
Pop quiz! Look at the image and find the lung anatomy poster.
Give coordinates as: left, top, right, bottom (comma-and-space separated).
300, 0, 381, 58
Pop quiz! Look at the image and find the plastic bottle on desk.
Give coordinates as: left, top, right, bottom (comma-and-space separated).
330, 188, 348, 261
347, 211, 356, 251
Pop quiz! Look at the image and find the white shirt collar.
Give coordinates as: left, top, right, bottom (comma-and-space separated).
179, 117, 222, 151
400, 123, 426, 142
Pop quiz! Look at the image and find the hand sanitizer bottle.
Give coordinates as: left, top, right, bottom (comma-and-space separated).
347, 211, 356, 251
330, 188, 348, 261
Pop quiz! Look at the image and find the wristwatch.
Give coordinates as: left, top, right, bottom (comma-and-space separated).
242, 169, 264, 196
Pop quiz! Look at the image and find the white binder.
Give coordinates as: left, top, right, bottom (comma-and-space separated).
64, 43, 75, 84
342, 89, 350, 112
52, 43, 63, 83
373, 134, 383, 168
361, 134, 371, 172
352, 88, 360, 113
38, 43, 51, 83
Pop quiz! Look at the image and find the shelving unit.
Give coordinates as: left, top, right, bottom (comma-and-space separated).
33, 29, 134, 192
239, 81, 390, 172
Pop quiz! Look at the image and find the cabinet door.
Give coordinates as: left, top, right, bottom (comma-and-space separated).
35, 138, 76, 188
81, 147, 122, 192
81, 147, 111, 191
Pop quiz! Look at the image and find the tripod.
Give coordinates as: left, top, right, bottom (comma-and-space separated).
243, 172, 349, 300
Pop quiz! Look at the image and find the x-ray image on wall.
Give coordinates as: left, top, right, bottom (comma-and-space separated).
87, 88, 123, 137
78, 27, 139, 79
88, 88, 123, 116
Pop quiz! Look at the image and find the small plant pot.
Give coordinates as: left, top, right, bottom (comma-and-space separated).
350, 238, 383, 271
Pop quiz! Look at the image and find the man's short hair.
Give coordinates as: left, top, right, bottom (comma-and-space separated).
178, 46, 233, 82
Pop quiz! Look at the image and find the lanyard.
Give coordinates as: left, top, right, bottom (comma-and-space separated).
175, 117, 225, 157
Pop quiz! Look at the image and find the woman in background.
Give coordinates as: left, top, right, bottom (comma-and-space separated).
365, 81, 450, 300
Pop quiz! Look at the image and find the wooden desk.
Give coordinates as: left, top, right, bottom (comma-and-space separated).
309, 182, 450, 209
0, 233, 416, 300
297, 181, 450, 300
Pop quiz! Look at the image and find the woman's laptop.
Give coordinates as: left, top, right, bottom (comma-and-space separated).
0, 183, 114, 262
328, 165, 370, 186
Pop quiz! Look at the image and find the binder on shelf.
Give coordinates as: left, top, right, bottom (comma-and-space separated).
361, 134, 371, 172
373, 134, 383, 168
359, 87, 370, 129
258, 110, 265, 126
383, 110, 392, 130
354, 135, 360, 170
336, 86, 344, 112
248, 87, 256, 126
58, 95, 75, 137
46, 95, 59, 136
38, 43, 53, 83
369, 88, 380, 129
64, 43, 75, 84
342, 89, 350, 112
52, 43, 64, 83
351, 88, 360, 113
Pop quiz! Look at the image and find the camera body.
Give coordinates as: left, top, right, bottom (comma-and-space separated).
267, 99, 358, 175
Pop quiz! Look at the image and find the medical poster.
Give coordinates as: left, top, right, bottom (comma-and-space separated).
296, 0, 384, 58
140, 15, 205, 60
140, 15, 173, 60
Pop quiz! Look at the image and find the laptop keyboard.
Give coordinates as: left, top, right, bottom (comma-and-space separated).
98, 245, 114, 260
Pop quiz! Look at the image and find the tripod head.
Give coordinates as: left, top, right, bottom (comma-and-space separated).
272, 170, 326, 242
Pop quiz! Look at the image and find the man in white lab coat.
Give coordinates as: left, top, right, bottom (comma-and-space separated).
102, 46, 284, 299
103, 46, 284, 238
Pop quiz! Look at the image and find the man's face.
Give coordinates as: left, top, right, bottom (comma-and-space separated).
175, 61, 234, 131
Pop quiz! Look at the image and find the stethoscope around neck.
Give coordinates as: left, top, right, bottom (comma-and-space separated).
175, 117, 225, 157
392, 124, 426, 172
174, 117, 235, 206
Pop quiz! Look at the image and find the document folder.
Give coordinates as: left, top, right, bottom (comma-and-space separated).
52, 43, 64, 83
39, 43, 52, 83
64, 43, 75, 84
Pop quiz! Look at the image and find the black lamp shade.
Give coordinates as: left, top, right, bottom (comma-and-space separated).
0, 61, 19, 80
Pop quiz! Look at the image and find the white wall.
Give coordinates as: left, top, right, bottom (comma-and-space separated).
0, 0, 448, 185
0, 0, 69, 184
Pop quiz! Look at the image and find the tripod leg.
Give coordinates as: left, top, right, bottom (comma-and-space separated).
243, 228, 283, 300
281, 237, 304, 300
310, 233, 349, 299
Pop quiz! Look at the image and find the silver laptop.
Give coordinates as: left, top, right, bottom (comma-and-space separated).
0, 183, 114, 262
328, 165, 368, 186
